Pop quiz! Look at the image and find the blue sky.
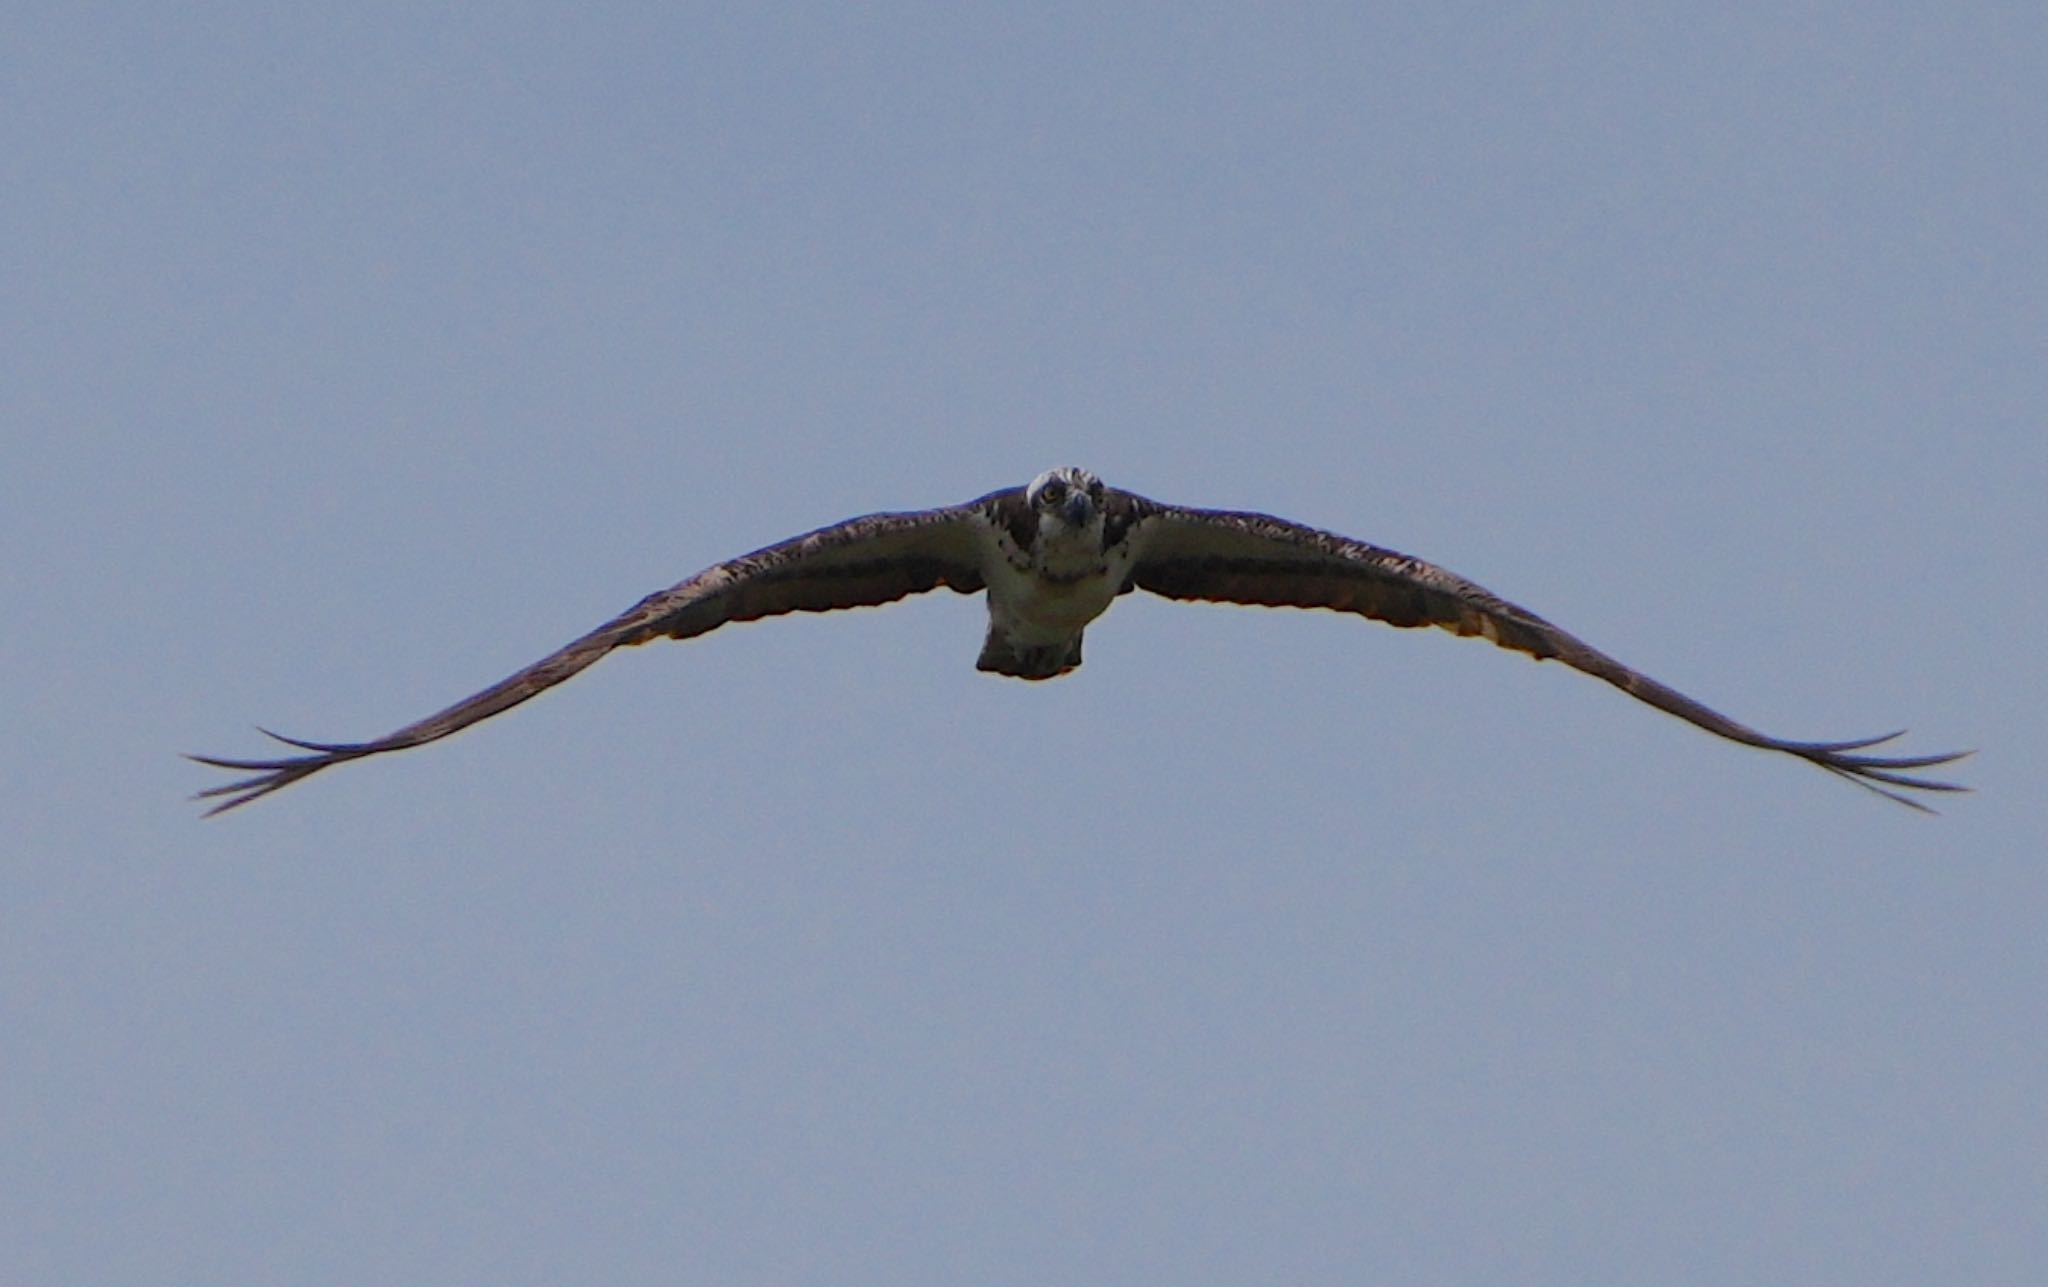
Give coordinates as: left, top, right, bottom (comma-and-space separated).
7, 4, 2043, 1283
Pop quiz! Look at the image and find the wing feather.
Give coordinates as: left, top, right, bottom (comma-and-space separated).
191, 500, 1000, 814
1126, 502, 1969, 809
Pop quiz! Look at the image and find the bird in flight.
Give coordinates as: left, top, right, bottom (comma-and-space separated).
193, 466, 1967, 814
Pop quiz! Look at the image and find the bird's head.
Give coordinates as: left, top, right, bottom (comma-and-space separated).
1026, 466, 1106, 541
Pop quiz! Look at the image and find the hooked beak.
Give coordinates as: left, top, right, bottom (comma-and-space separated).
1061, 492, 1095, 526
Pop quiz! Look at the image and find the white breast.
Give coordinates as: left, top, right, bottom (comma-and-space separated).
982, 535, 1135, 645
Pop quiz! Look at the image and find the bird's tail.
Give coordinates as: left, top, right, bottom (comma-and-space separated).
976, 629, 1084, 680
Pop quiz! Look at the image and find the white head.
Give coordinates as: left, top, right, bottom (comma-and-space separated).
1024, 467, 1108, 569
1026, 466, 1105, 530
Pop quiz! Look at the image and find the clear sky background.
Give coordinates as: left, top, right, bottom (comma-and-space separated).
6, 4, 2043, 1284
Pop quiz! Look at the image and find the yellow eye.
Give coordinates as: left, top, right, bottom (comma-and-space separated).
1040, 480, 1065, 504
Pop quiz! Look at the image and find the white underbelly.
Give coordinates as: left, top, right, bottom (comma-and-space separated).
984, 560, 1123, 643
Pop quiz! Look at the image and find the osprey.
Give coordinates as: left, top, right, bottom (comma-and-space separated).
193, 466, 1967, 814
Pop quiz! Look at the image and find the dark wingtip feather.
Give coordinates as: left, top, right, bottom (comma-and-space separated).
187, 728, 368, 817
1771, 729, 1911, 754
1787, 731, 1972, 814
254, 727, 367, 754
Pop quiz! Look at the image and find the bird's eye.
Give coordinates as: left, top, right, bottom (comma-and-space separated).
1088, 480, 1104, 500
1040, 480, 1065, 505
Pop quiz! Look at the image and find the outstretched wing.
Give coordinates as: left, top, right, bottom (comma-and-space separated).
1123, 500, 1969, 810
191, 496, 1010, 815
